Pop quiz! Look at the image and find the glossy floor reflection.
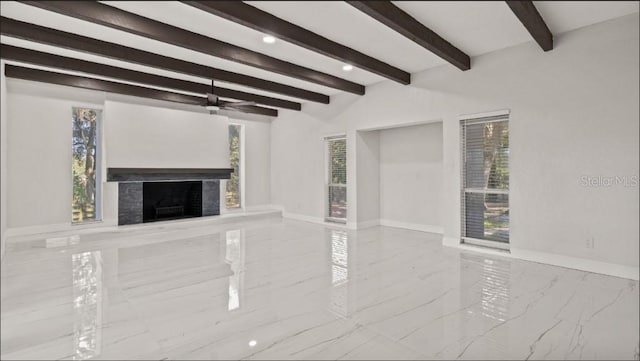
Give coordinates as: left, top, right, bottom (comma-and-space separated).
1, 218, 638, 360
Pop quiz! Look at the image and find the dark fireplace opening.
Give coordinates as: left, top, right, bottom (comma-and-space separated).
142, 181, 202, 223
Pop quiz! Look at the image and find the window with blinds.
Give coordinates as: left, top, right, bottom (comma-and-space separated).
326, 136, 347, 222
461, 114, 509, 247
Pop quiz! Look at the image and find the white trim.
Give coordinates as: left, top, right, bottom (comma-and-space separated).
6, 221, 118, 239
282, 211, 355, 230
445, 238, 511, 258
463, 188, 509, 195
459, 109, 510, 121
239, 123, 246, 210
225, 122, 244, 211
71, 106, 104, 224
379, 219, 443, 234
95, 108, 103, 221
442, 237, 639, 281
357, 219, 380, 229
463, 237, 511, 250
345, 222, 358, 230
356, 118, 443, 132
510, 247, 639, 281
324, 136, 347, 223
443, 236, 461, 248
282, 211, 325, 225
244, 204, 280, 212
323, 133, 347, 140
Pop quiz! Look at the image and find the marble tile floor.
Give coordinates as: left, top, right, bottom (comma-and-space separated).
1, 217, 638, 360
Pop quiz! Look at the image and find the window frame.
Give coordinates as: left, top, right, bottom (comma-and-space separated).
71, 106, 103, 224
460, 111, 510, 250
226, 123, 244, 211
325, 134, 347, 223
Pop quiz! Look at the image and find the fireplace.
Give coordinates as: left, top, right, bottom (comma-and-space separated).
107, 168, 233, 225
143, 181, 202, 222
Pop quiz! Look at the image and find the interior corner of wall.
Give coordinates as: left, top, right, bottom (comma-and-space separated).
442, 236, 462, 248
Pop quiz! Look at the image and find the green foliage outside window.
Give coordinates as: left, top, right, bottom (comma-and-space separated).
330, 139, 346, 185
72, 108, 99, 222
226, 124, 241, 208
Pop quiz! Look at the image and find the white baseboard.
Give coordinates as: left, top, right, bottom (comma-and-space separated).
281, 211, 356, 230
357, 219, 380, 229
443, 236, 462, 248
510, 247, 639, 281
442, 237, 639, 281
379, 219, 443, 234
281, 211, 325, 225
245, 204, 281, 212
281, 214, 444, 233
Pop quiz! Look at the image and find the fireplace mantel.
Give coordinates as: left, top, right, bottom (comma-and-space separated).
107, 168, 233, 182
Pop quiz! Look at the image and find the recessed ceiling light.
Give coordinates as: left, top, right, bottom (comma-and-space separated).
342, 64, 353, 72
262, 35, 276, 44
248, 340, 257, 347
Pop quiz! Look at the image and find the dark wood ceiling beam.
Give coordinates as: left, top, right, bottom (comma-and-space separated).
506, 1, 553, 51
20, 1, 365, 95
184, 1, 411, 85
347, 1, 470, 71
4, 65, 278, 117
0, 17, 328, 104
0, 44, 301, 111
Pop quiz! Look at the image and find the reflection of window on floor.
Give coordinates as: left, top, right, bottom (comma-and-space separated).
329, 230, 349, 318
72, 108, 102, 223
226, 124, 242, 209
326, 136, 347, 222
226, 230, 244, 311
459, 253, 510, 356
72, 251, 103, 360
478, 258, 510, 322
461, 114, 509, 247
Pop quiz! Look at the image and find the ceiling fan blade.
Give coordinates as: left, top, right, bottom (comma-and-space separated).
227, 101, 256, 107
222, 101, 256, 110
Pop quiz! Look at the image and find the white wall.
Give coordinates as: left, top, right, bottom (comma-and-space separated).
271, 14, 639, 275
379, 122, 443, 231
270, 111, 327, 221
1, 61, 8, 260
104, 101, 229, 169
7, 81, 104, 229
4, 80, 272, 231
355, 130, 380, 226
229, 118, 272, 208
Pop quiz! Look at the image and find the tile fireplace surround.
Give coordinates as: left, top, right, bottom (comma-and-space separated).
106, 168, 233, 225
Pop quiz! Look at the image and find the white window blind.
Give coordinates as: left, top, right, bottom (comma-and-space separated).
461, 114, 510, 246
326, 136, 347, 222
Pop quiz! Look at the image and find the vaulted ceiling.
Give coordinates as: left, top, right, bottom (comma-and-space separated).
1, 1, 638, 117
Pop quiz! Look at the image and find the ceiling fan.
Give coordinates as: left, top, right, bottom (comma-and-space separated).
205, 80, 256, 114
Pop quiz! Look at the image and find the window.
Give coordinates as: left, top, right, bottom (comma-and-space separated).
72, 107, 101, 223
226, 124, 242, 209
326, 136, 347, 222
461, 114, 509, 248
